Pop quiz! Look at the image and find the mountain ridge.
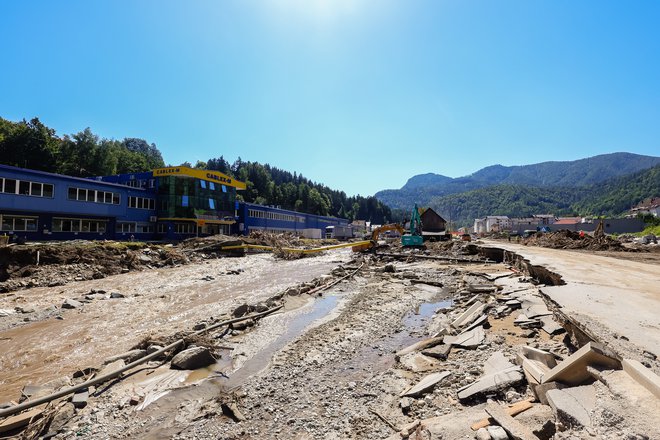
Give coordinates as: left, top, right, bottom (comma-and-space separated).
376, 152, 660, 210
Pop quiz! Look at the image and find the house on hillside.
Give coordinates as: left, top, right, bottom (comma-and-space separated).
553, 217, 582, 231
533, 214, 556, 226
628, 197, 660, 217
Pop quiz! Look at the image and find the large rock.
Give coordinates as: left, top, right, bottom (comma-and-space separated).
457, 366, 524, 401
171, 347, 216, 370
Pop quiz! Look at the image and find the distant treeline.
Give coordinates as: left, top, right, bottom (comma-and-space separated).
0, 117, 391, 223
185, 157, 392, 223
0, 117, 165, 177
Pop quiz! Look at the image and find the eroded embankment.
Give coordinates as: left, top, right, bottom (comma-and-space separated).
477, 244, 660, 370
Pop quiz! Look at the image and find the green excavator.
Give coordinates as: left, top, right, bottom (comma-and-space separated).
401, 204, 424, 247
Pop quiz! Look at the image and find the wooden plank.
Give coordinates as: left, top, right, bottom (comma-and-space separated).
0, 407, 43, 433
485, 402, 538, 440
470, 400, 533, 431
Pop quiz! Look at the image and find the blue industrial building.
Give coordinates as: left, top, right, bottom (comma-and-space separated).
0, 164, 349, 242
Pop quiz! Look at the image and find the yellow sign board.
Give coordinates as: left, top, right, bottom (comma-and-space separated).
153, 166, 246, 190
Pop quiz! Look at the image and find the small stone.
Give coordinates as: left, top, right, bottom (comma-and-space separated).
486, 425, 509, 440
476, 427, 492, 440
62, 299, 83, 309
109, 292, 125, 299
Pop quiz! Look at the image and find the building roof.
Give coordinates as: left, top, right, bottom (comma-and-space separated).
0, 164, 148, 191
153, 166, 246, 190
554, 218, 580, 225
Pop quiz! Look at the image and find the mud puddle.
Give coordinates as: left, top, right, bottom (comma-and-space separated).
220, 293, 343, 389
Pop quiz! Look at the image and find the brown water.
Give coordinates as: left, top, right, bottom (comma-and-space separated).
0, 252, 349, 402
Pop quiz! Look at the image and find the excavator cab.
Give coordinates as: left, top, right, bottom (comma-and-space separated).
402, 204, 424, 247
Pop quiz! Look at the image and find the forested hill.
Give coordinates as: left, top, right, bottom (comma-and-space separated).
425, 164, 660, 227
377, 152, 660, 210
185, 157, 392, 223
0, 117, 391, 223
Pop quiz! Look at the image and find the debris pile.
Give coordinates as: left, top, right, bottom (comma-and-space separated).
0, 242, 189, 292
521, 230, 630, 251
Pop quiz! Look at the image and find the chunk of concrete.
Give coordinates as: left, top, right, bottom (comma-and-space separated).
71, 389, 89, 408
464, 314, 490, 332
540, 317, 564, 335
518, 346, 557, 368
487, 425, 509, 440
457, 366, 524, 401
546, 385, 596, 428
542, 342, 620, 386
399, 352, 440, 372
484, 351, 515, 375
422, 343, 452, 360
451, 301, 485, 328
521, 359, 551, 385
476, 427, 492, 440
400, 371, 451, 397
622, 358, 660, 399
171, 347, 216, 370
396, 336, 444, 357
445, 326, 485, 349
485, 402, 537, 440
532, 381, 563, 406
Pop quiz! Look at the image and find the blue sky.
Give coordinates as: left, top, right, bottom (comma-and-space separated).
1, 1, 659, 196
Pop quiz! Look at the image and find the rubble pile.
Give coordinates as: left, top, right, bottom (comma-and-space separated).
521, 230, 630, 251
0, 242, 189, 292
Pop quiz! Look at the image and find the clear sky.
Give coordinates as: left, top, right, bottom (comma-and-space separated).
2, 1, 659, 196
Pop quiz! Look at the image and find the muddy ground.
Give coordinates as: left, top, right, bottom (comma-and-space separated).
1, 238, 659, 439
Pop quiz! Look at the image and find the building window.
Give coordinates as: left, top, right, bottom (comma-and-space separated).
116, 222, 136, 233
0, 215, 38, 231
209, 199, 215, 209
209, 182, 215, 191
0, 178, 54, 198
175, 223, 196, 234
52, 217, 107, 233
181, 195, 189, 207
200, 180, 207, 189
128, 196, 155, 210
157, 223, 167, 233
67, 187, 120, 205
137, 223, 154, 233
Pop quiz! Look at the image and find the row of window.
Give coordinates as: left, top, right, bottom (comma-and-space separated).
68, 187, 121, 205
125, 179, 155, 189
128, 196, 156, 210
1, 178, 54, 198
0, 214, 202, 235
0, 215, 38, 231
248, 209, 305, 223
52, 218, 108, 233
199, 180, 227, 192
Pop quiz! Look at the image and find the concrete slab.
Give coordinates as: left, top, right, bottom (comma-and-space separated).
421, 343, 451, 360
483, 241, 660, 357
540, 316, 564, 335
622, 358, 660, 399
484, 351, 515, 375
396, 336, 444, 357
444, 326, 485, 349
542, 342, 620, 386
452, 301, 486, 329
0, 407, 43, 433
400, 371, 451, 397
519, 346, 557, 368
457, 366, 524, 401
546, 385, 596, 428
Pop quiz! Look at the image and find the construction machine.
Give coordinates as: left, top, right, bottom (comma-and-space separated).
401, 204, 424, 247
352, 223, 404, 252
